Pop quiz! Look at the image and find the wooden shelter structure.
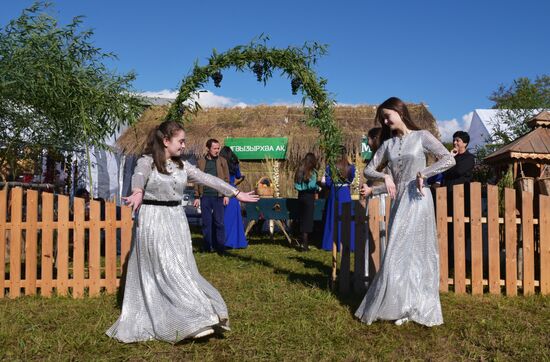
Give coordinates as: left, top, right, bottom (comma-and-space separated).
485, 111, 550, 195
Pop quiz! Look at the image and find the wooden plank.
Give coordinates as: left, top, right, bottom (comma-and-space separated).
72, 197, 85, 297
0, 188, 7, 298
385, 195, 391, 242
353, 202, 367, 294
9, 188, 23, 298
504, 188, 517, 296
521, 191, 535, 295
105, 202, 117, 293
88, 200, 101, 296
339, 202, 352, 294
453, 184, 466, 294
25, 190, 38, 295
436, 187, 449, 292
470, 183, 483, 295
540, 195, 550, 295
120, 205, 133, 276
487, 185, 500, 294
57, 194, 70, 296
41, 192, 54, 297
368, 197, 381, 274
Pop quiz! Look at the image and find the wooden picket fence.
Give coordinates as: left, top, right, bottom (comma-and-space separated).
335, 182, 550, 296
0, 187, 133, 298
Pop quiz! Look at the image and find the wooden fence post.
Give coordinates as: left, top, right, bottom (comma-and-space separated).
88, 200, 101, 297
353, 202, 367, 294
540, 194, 550, 295
521, 191, 534, 295
504, 188, 517, 296
41, 192, 54, 297
436, 187, 448, 292
453, 184, 466, 294
73, 197, 85, 297
26, 189, 38, 295
105, 202, 117, 293
487, 185, 500, 294
0, 188, 7, 298
470, 183, 483, 295
368, 197, 380, 276
120, 206, 133, 276
57, 194, 70, 296
9, 188, 23, 298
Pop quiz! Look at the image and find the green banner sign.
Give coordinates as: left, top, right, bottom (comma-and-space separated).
361, 137, 373, 160
224, 137, 288, 160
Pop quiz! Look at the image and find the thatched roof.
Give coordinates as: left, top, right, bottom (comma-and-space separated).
116, 103, 439, 164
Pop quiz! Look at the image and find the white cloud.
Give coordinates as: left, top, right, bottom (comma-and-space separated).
139, 89, 248, 108
437, 118, 461, 142
437, 111, 475, 142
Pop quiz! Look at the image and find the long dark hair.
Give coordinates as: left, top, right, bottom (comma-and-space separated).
294, 152, 318, 183
144, 120, 184, 174
375, 97, 420, 143
367, 127, 383, 153
220, 146, 239, 175
335, 146, 351, 181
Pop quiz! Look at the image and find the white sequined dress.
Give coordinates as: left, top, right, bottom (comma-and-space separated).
355, 131, 455, 326
106, 155, 237, 343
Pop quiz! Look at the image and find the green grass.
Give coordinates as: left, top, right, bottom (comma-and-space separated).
1, 237, 549, 361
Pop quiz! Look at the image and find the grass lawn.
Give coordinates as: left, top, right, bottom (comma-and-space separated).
1, 236, 549, 361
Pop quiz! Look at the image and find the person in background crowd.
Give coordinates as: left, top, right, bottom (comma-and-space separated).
294, 152, 319, 252
220, 146, 248, 249
193, 139, 231, 254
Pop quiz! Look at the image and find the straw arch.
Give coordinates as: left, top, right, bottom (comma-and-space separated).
165, 36, 342, 164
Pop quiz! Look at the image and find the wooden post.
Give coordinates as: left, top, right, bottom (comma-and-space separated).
368, 198, 380, 273
0, 188, 7, 298
88, 200, 101, 296
120, 206, 133, 276
453, 184, 466, 294
540, 194, 550, 295
353, 202, 367, 294
57, 194, 70, 296
339, 202, 351, 294
521, 191, 534, 295
25, 190, 38, 295
436, 187, 448, 292
105, 202, 117, 293
470, 183, 483, 295
72, 197, 85, 297
9, 188, 23, 298
504, 188, 517, 296
41, 192, 54, 297
487, 185, 500, 294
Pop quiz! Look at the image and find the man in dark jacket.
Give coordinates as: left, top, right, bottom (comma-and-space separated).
443, 131, 475, 188
193, 138, 230, 253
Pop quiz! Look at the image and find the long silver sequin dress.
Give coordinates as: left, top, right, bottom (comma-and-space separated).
106, 155, 237, 343
355, 130, 455, 327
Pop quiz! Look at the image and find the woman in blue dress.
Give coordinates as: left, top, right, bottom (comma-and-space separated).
220, 146, 248, 249
321, 146, 356, 251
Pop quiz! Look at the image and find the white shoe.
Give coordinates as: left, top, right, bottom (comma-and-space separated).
192, 328, 214, 339
395, 317, 410, 326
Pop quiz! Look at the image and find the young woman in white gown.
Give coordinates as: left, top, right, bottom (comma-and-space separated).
106, 121, 259, 343
355, 97, 455, 327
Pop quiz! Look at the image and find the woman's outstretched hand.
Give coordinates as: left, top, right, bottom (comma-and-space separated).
384, 175, 396, 199
122, 189, 144, 212
236, 191, 260, 203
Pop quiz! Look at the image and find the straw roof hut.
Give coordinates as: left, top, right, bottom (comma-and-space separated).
117, 103, 439, 162
116, 103, 440, 196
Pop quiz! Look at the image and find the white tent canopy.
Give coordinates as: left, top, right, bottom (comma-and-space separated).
467, 109, 540, 151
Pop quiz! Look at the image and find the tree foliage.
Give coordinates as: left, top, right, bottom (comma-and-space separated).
165, 35, 343, 168
0, 1, 144, 180
488, 75, 550, 146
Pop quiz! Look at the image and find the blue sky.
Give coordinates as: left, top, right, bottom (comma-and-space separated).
2, 0, 549, 140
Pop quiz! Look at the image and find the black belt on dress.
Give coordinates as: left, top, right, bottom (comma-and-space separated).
142, 199, 181, 207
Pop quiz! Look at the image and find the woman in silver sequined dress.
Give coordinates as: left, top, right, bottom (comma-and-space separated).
106, 121, 258, 343
355, 97, 455, 327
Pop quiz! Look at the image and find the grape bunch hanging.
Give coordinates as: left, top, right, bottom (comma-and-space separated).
291, 78, 302, 95
211, 71, 223, 87
252, 62, 263, 82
